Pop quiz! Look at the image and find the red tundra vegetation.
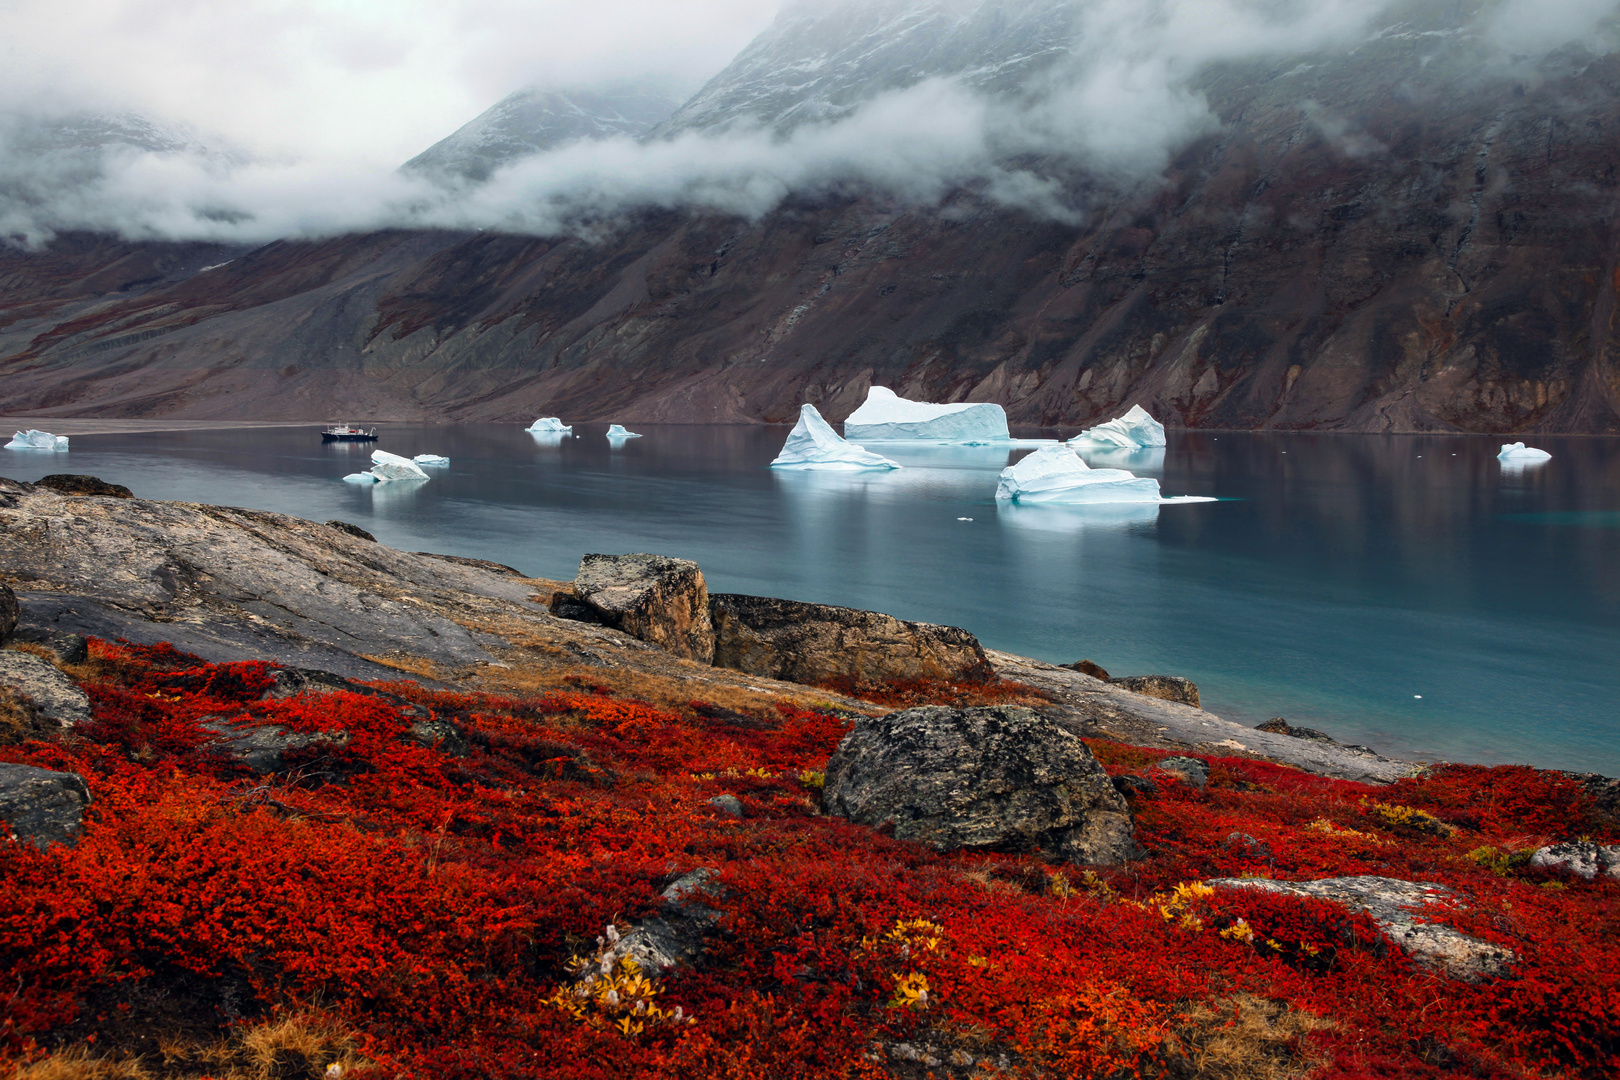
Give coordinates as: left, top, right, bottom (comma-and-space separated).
1, 640, 1616, 1079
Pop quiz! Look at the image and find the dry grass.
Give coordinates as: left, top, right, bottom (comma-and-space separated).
0, 684, 32, 744
1165, 994, 1333, 1079
13, 1014, 370, 1080
355, 652, 443, 681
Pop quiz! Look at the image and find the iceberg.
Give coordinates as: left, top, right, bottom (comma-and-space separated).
412, 454, 450, 466
342, 472, 378, 484
369, 449, 431, 481
1497, 442, 1551, 464
5, 429, 69, 451
996, 445, 1161, 503
527, 417, 572, 434
771, 404, 901, 471
1069, 405, 1167, 449
605, 424, 642, 439
841, 385, 1009, 442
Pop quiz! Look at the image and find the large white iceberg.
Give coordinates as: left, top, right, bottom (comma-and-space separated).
1069, 405, 1167, 449
842, 386, 1010, 442
5, 429, 68, 451
772, 404, 901, 470
996, 445, 1161, 503
413, 454, 449, 466
606, 424, 642, 439
344, 449, 431, 484
527, 417, 572, 434
1497, 442, 1551, 463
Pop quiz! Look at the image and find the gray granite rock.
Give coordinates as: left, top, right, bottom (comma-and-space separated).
1528, 841, 1620, 881
708, 794, 744, 818
1111, 675, 1200, 708
0, 763, 92, 848
608, 868, 723, 972
0, 651, 91, 727
1210, 875, 1514, 981
823, 705, 1136, 865
199, 718, 350, 774
1157, 756, 1209, 790
7, 627, 90, 664
0, 582, 17, 644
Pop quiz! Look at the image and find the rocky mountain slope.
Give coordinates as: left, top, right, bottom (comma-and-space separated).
403, 84, 681, 181
2, 2, 1619, 432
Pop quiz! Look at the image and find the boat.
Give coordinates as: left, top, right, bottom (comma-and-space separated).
321, 423, 379, 442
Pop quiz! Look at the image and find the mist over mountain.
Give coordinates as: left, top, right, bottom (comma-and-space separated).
3, 0, 1620, 434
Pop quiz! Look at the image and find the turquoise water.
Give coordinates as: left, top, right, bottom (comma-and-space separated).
6, 424, 1619, 774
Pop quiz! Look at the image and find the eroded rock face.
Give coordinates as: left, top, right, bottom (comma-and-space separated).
710, 594, 994, 687
568, 554, 715, 663
0, 651, 91, 727
0, 763, 92, 848
823, 705, 1137, 865
1210, 876, 1514, 981
0, 583, 17, 644
1111, 675, 1200, 708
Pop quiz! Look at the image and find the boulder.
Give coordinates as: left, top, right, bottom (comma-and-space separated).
709, 594, 994, 686
34, 474, 133, 499
1063, 659, 1111, 680
1156, 756, 1209, 790
1209, 876, 1514, 981
1111, 675, 1200, 708
0, 582, 18, 644
0, 763, 92, 848
1256, 717, 1338, 742
822, 705, 1136, 865
0, 651, 91, 727
6, 627, 90, 664
200, 717, 350, 774
606, 868, 724, 973
565, 554, 715, 663
258, 667, 468, 757
325, 520, 376, 542
708, 794, 744, 818
1528, 841, 1620, 881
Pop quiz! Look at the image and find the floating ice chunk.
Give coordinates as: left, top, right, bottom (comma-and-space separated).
527, 417, 572, 434
606, 424, 642, 439
1069, 405, 1167, 449
369, 449, 431, 482
1497, 442, 1551, 463
771, 404, 901, 470
997, 445, 1161, 503
342, 472, 378, 484
412, 454, 449, 466
842, 386, 1009, 442
5, 429, 69, 451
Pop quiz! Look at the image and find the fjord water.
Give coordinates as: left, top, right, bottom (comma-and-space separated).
8, 424, 1619, 774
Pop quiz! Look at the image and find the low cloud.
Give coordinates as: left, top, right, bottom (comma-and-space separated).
3, 0, 1617, 250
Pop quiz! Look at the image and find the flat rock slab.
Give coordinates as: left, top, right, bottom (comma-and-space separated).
824, 705, 1136, 865
200, 718, 350, 774
711, 594, 994, 687
0, 650, 91, 726
569, 554, 715, 663
1529, 841, 1620, 880
1210, 875, 1514, 981
986, 649, 1416, 784
0, 763, 91, 848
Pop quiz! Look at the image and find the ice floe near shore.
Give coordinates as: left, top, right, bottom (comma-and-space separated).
842, 386, 1009, 442
606, 425, 642, 439
413, 454, 449, 466
996, 445, 1212, 505
526, 417, 572, 434
6, 429, 68, 451
1497, 442, 1551, 464
772, 405, 901, 470
1069, 405, 1167, 449
344, 449, 432, 484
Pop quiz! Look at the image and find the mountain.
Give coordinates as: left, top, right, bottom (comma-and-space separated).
403, 85, 681, 181
3, 2, 1620, 433
657, 0, 1076, 134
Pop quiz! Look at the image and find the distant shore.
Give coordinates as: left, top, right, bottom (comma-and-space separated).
0, 418, 322, 436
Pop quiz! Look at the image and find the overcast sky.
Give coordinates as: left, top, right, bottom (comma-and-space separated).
0, 0, 779, 164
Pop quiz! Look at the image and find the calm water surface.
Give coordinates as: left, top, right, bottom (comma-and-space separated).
7, 424, 1619, 774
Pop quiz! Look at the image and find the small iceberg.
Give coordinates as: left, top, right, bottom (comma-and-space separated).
1069, 405, 1167, 449
1497, 442, 1551, 464
412, 454, 449, 466
842, 386, 1010, 442
996, 444, 1213, 505
771, 404, 901, 471
527, 417, 572, 434
5, 429, 69, 451
606, 424, 642, 439
344, 449, 432, 484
